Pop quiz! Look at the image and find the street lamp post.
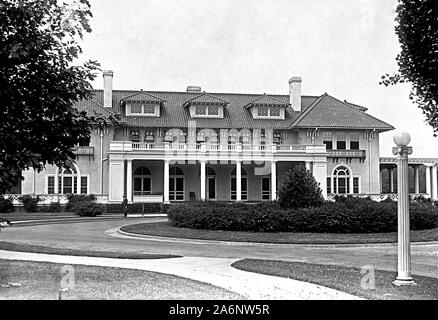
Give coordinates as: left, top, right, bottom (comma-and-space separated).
392, 131, 416, 286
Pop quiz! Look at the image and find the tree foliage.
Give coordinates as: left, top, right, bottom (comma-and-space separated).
380, 0, 438, 134
277, 164, 324, 210
0, 0, 119, 194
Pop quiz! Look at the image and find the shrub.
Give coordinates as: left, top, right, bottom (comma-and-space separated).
104, 203, 162, 214
0, 196, 14, 213
38, 202, 62, 213
19, 195, 40, 212
73, 201, 104, 217
65, 194, 96, 212
277, 164, 324, 209
167, 198, 438, 233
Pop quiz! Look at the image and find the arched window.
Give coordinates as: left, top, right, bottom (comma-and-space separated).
333, 166, 350, 194
169, 166, 184, 201
58, 167, 77, 194
133, 167, 151, 195
230, 167, 248, 200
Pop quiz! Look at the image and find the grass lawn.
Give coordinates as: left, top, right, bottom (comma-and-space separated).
0, 259, 243, 300
232, 259, 438, 300
120, 222, 438, 244
0, 241, 180, 259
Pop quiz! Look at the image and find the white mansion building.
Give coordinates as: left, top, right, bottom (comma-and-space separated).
14, 71, 438, 204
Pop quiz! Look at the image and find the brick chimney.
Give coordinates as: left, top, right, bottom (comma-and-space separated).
289, 77, 302, 112
103, 70, 114, 108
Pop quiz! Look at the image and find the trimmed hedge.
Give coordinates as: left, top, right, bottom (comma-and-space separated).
167, 199, 438, 233
65, 194, 96, 212
0, 196, 14, 213
38, 202, 62, 213
105, 202, 162, 214
73, 201, 104, 217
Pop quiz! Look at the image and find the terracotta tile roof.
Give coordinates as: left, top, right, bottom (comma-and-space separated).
76, 90, 392, 131
75, 99, 115, 117
244, 94, 290, 108
183, 93, 230, 107
292, 93, 394, 131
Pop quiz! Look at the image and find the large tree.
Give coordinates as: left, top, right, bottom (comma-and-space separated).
380, 0, 438, 133
0, 0, 116, 194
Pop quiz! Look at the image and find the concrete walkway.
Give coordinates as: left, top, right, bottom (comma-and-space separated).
0, 250, 360, 300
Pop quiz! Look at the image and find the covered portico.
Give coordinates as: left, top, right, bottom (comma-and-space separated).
107, 141, 328, 203
379, 157, 438, 199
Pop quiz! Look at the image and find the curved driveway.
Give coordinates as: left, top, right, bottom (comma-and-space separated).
1, 217, 438, 278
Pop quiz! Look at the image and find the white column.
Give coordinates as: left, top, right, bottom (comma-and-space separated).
236, 160, 242, 202
200, 160, 206, 201
312, 161, 328, 199
54, 168, 59, 194
426, 165, 431, 198
389, 168, 395, 193
349, 175, 354, 194
414, 166, 420, 194
108, 159, 125, 202
432, 165, 437, 201
126, 160, 133, 202
76, 166, 81, 194
271, 161, 277, 200
164, 160, 170, 203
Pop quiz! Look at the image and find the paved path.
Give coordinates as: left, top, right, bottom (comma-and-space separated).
1, 218, 437, 298
0, 250, 358, 300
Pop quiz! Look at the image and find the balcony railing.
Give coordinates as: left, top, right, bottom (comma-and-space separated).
73, 146, 94, 156
327, 149, 366, 158
109, 141, 327, 154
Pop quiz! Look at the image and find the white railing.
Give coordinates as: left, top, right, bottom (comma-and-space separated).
109, 141, 327, 154
327, 193, 428, 202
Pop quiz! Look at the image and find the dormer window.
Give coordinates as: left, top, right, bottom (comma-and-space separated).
245, 95, 289, 120
184, 93, 229, 119
121, 91, 165, 118
127, 103, 160, 117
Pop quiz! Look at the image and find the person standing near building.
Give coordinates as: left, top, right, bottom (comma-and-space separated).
122, 194, 128, 218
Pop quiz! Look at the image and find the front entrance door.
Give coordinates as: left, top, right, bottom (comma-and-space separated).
207, 177, 216, 200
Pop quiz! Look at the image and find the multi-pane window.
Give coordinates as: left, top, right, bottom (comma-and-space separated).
327, 177, 331, 194
80, 176, 88, 194
131, 104, 142, 113
208, 105, 219, 115
337, 140, 346, 150
353, 177, 359, 194
261, 177, 270, 200
336, 132, 346, 150
323, 140, 333, 149
144, 104, 155, 114
129, 130, 140, 142
270, 107, 281, 117
195, 105, 207, 115
48, 176, 55, 194
258, 107, 269, 117
350, 141, 359, 150
350, 132, 359, 150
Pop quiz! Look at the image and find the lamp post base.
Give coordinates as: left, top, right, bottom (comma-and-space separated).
393, 278, 416, 286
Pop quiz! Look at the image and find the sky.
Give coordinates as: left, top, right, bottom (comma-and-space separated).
78, 0, 438, 157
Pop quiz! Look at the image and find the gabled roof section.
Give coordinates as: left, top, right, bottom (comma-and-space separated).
120, 91, 166, 104
292, 93, 394, 131
244, 94, 290, 109
183, 93, 230, 107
